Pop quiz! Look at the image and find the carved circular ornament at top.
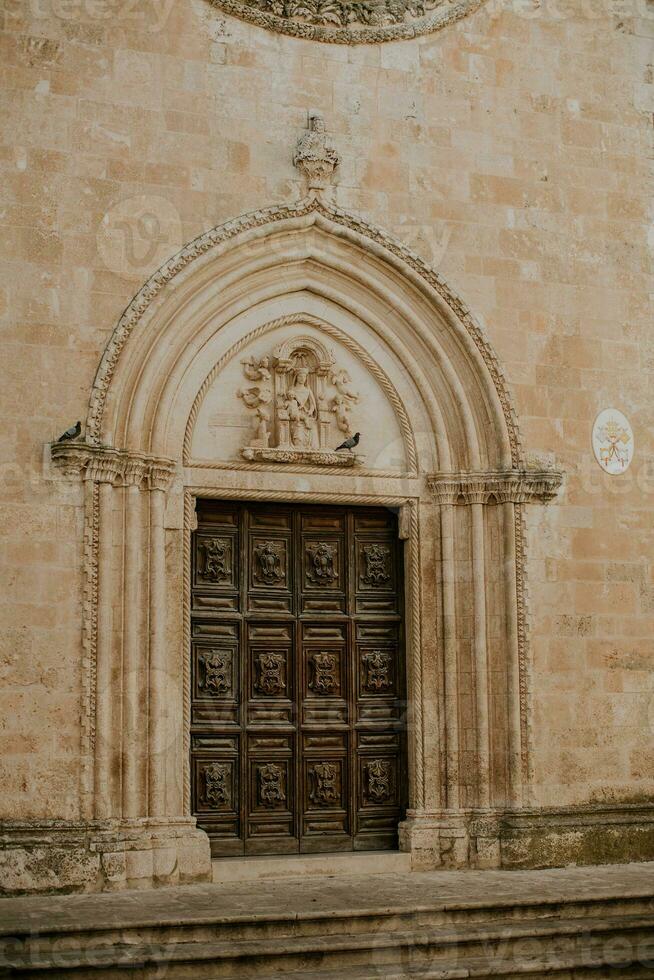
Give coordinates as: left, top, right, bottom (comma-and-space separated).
206, 0, 486, 43
592, 408, 634, 475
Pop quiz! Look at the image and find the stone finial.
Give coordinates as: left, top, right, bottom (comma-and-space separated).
293, 110, 340, 192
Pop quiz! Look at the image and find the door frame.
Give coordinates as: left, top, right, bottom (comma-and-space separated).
183, 485, 423, 839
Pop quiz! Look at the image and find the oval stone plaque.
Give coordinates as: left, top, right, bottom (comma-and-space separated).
592, 408, 634, 475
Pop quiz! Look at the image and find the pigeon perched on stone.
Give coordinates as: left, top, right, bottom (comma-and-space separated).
56, 421, 81, 443
335, 432, 360, 451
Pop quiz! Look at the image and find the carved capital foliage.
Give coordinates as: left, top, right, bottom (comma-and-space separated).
427, 470, 563, 506
51, 443, 175, 491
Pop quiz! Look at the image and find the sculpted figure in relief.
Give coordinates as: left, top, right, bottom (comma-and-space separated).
237, 336, 360, 465
238, 356, 273, 447
282, 364, 318, 449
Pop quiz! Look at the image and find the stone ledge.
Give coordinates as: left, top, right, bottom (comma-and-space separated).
0, 819, 212, 896
400, 803, 654, 872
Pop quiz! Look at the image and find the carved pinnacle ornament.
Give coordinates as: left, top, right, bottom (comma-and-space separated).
294, 112, 340, 192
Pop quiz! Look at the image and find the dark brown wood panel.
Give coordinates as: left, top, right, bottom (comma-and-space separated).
190, 500, 407, 856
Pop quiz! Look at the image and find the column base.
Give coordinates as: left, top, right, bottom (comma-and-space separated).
399, 809, 501, 870
0, 818, 212, 895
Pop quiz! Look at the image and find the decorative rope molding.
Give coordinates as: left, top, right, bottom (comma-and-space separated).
515, 502, 532, 797
85, 197, 523, 467
407, 498, 424, 809
427, 469, 563, 506
205, 0, 487, 44
51, 443, 176, 491
183, 312, 418, 473
188, 460, 414, 479
182, 491, 194, 820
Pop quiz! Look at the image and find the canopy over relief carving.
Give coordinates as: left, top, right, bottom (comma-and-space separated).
238, 335, 361, 466
205, 0, 486, 44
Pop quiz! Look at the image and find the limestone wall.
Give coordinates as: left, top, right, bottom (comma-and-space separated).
1, 0, 652, 824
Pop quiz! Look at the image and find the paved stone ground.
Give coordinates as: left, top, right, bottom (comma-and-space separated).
1, 863, 653, 935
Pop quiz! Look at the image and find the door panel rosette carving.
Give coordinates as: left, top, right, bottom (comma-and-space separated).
305, 540, 340, 589
238, 335, 361, 466
195, 533, 237, 589
197, 760, 234, 812
307, 649, 342, 697
360, 648, 395, 696
195, 647, 235, 698
358, 541, 393, 589
252, 649, 289, 698
256, 762, 287, 809
307, 760, 344, 809
361, 758, 397, 807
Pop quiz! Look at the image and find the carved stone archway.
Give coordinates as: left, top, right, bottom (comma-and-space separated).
46, 197, 560, 890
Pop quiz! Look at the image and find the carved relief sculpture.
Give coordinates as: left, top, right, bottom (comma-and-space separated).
202, 762, 230, 807
309, 762, 339, 806
309, 652, 338, 695
238, 335, 360, 466
362, 650, 393, 692
205, 0, 487, 46
254, 651, 286, 696
199, 650, 231, 695
258, 763, 286, 806
201, 537, 231, 583
362, 543, 391, 586
294, 112, 340, 191
253, 541, 285, 585
364, 760, 392, 804
306, 542, 337, 585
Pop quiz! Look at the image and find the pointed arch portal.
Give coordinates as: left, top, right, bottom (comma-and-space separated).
51, 198, 561, 888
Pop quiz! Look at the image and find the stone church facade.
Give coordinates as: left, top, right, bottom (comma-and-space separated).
0, 0, 652, 894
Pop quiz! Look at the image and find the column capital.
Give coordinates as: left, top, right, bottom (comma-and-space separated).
426, 469, 563, 506
51, 443, 176, 491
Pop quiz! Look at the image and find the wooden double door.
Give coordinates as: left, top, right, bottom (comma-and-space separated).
190, 500, 407, 856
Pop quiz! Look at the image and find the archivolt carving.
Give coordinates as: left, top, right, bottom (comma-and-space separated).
205, 0, 486, 44
184, 313, 417, 473
86, 197, 521, 467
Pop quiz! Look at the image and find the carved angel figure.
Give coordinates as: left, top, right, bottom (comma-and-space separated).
330, 368, 359, 435
238, 356, 273, 447
239, 356, 273, 408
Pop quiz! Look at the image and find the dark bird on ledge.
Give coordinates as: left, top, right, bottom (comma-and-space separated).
335, 432, 360, 452
56, 421, 81, 443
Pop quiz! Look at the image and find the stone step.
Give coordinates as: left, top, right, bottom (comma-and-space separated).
251, 955, 654, 979
6, 914, 654, 978
3, 889, 653, 955
211, 850, 412, 884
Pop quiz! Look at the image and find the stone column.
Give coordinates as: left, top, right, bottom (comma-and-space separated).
122, 459, 146, 819
148, 465, 174, 818
468, 492, 491, 810
87, 454, 122, 820
502, 498, 523, 807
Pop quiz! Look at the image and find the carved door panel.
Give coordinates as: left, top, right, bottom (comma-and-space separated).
191, 500, 406, 856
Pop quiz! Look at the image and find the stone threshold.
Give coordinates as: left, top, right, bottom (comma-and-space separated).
211, 850, 411, 883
